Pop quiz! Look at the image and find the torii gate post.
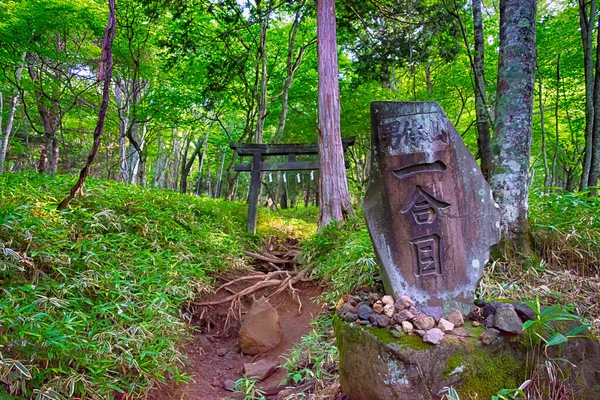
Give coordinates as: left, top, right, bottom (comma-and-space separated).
231, 137, 355, 234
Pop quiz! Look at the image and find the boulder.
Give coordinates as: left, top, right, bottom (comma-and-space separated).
335, 316, 600, 400
239, 297, 281, 355
243, 359, 280, 381
334, 317, 526, 400
493, 303, 523, 334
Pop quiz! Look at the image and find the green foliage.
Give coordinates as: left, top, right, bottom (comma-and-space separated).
232, 376, 266, 400
0, 173, 253, 398
521, 297, 590, 350
283, 317, 338, 386
302, 214, 377, 302
529, 190, 600, 274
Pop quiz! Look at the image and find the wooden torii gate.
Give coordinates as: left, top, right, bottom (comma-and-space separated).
231, 137, 355, 234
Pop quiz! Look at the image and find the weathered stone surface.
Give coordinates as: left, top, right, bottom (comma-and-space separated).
363, 102, 501, 314
334, 317, 525, 400
479, 328, 500, 345
335, 316, 600, 400
483, 301, 499, 318
395, 295, 414, 310
376, 314, 391, 328
412, 313, 435, 330
515, 303, 536, 322
438, 318, 454, 333
239, 297, 281, 355
423, 328, 445, 345
382, 295, 394, 306
393, 309, 415, 324
493, 303, 523, 334
357, 303, 373, 320
373, 302, 384, 314
447, 309, 465, 327
243, 359, 280, 381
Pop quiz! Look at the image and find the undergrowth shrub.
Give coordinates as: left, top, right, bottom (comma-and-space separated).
302, 215, 376, 303
529, 190, 600, 275
0, 173, 255, 399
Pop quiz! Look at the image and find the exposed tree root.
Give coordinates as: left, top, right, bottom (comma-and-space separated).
243, 251, 295, 264
192, 268, 311, 332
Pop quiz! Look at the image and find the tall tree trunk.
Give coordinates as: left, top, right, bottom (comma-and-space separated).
58, 0, 116, 209
0, 55, 25, 174
589, 19, 600, 191
216, 152, 225, 198
491, 0, 537, 251
579, 0, 596, 189
551, 55, 561, 187
473, 0, 493, 181
154, 136, 167, 188
255, 0, 270, 144
316, 0, 352, 228
180, 138, 190, 193
171, 132, 180, 190
273, 2, 310, 143
116, 81, 129, 182
538, 67, 550, 188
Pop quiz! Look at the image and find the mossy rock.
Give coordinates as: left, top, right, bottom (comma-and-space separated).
333, 316, 525, 400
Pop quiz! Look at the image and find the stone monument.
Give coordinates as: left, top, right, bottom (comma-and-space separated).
363, 101, 501, 315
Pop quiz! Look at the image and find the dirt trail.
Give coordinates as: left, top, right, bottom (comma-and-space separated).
149, 240, 325, 400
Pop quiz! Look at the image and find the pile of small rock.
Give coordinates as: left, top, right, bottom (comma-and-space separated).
337, 289, 536, 346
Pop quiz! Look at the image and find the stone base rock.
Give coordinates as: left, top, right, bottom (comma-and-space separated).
239, 297, 281, 355
333, 317, 600, 400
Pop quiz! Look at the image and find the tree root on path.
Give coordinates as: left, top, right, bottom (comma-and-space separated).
192, 268, 312, 331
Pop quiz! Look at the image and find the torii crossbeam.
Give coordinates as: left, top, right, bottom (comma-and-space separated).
230, 137, 355, 234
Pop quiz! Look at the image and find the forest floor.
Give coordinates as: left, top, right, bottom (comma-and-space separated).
148, 239, 336, 400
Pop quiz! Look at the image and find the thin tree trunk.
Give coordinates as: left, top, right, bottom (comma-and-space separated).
171, 132, 180, 190
116, 81, 129, 182
180, 138, 190, 193
0, 55, 25, 174
491, 0, 537, 251
154, 136, 166, 188
579, 0, 596, 189
538, 67, 550, 188
216, 152, 225, 198
589, 19, 600, 191
316, 0, 352, 228
473, 0, 493, 181
58, 0, 115, 209
551, 55, 560, 187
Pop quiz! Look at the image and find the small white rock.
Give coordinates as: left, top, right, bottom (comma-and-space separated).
401, 321, 414, 334
382, 295, 394, 306
438, 318, 455, 332
383, 304, 395, 318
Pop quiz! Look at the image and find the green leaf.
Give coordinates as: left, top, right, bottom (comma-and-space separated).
546, 332, 568, 346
